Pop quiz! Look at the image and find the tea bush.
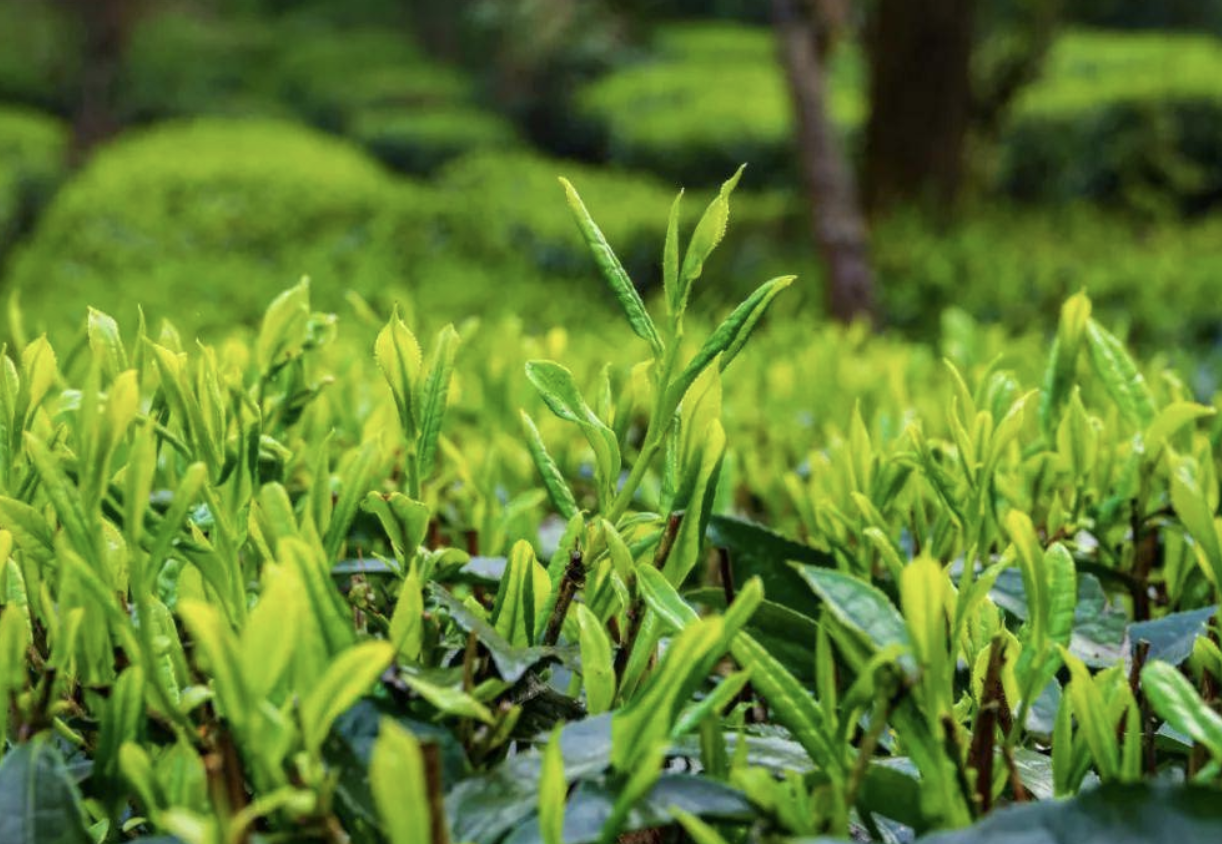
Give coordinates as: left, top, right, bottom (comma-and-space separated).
118, 11, 509, 174
579, 22, 1222, 208
3, 172, 1222, 844
432, 148, 796, 284
120, 8, 283, 120
874, 206, 1222, 353
270, 28, 469, 128
269, 26, 513, 173
0, 125, 798, 339
1, 117, 438, 337
577, 22, 864, 187
348, 105, 523, 174
0, 105, 68, 256
998, 29, 1222, 211
0, 0, 78, 110
1067, 0, 1222, 31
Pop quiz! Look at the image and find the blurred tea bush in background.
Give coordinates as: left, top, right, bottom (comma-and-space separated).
0, 0, 1219, 354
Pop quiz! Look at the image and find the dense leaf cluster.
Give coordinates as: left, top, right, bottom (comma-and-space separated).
2, 180, 1222, 844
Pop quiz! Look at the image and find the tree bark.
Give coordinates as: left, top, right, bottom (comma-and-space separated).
863, 0, 975, 215
60, 0, 136, 156
771, 0, 876, 325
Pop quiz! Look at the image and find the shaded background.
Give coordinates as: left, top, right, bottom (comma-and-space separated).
1, 0, 1220, 358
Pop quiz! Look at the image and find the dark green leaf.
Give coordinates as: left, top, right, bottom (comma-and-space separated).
918, 783, 1222, 844
1131, 606, 1217, 667
327, 699, 468, 833
502, 775, 752, 844
686, 587, 820, 680
792, 565, 910, 653
0, 738, 93, 844
992, 571, 1127, 668
432, 586, 575, 682
706, 515, 834, 618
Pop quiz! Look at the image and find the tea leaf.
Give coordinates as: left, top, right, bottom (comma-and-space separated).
1170, 455, 1222, 589
793, 566, 911, 654
662, 189, 684, 324
1145, 402, 1215, 458
576, 603, 615, 715
520, 410, 580, 520
257, 279, 310, 370
362, 491, 431, 571
675, 166, 745, 318
1061, 649, 1119, 780
402, 674, 495, 725
376, 307, 424, 441
491, 540, 551, 648
418, 324, 461, 481
241, 565, 301, 701
636, 566, 844, 778
526, 360, 621, 501
1056, 388, 1098, 477
1142, 661, 1222, 760
539, 726, 566, 844
390, 563, 425, 662
559, 177, 663, 358
0, 739, 92, 844
178, 599, 249, 729
371, 719, 433, 844
0, 497, 55, 561
671, 808, 731, 844
87, 308, 128, 378
24, 432, 101, 573
1084, 319, 1156, 428
665, 275, 794, 413
1039, 291, 1091, 437
300, 641, 395, 751
613, 617, 725, 771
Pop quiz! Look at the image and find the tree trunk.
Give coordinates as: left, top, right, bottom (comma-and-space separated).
863, 0, 975, 215
61, 0, 135, 156
771, 0, 876, 325
405, 1, 462, 62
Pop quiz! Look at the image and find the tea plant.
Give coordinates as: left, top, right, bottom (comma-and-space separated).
2, 175, 1222, 844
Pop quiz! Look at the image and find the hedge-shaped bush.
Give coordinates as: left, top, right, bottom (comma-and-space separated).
271, 28, 471, 127
3, 122, 753, 339
120, 13, 507, 174
349, 105, 522, 174
580, 23, 1222, 208
120, 8, 284, 120
874, 205, 1222, 352
429, 148, 797, 286
0, 106, 68, 256
2, 117, 439, 337
998, 29, 1222, 211
576, 22, 860, 187
269, 26, 511, 172
1067, 0, 1222, 31
0, 0, 79, 110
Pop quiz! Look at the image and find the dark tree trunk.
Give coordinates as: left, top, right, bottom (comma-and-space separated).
405, 1, 462, 62
863, 0, 975, 215
61, 0, 136, 156
771, 0, 876, 325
